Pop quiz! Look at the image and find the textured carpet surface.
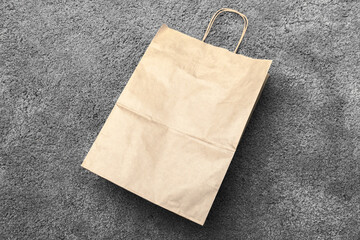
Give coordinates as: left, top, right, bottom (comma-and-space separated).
1, 0, 359, 239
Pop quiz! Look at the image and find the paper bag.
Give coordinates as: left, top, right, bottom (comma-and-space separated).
82, 8, 272, 225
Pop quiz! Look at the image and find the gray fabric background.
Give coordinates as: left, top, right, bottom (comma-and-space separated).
1, 0, 359, 239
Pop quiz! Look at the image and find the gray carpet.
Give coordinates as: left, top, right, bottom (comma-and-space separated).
1, 0, 359, 239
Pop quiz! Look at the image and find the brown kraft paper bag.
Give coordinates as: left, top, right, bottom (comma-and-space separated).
82, 8, 272, 225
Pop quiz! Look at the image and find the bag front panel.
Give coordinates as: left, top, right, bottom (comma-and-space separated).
83, 21, 272, 225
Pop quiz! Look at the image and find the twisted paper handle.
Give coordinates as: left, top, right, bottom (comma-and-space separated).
202, 8, 248, 53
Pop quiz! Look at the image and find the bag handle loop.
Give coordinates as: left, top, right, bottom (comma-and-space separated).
202, 8, 248, 53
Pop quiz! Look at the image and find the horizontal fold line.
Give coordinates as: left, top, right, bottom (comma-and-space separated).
115, 102, 235, 153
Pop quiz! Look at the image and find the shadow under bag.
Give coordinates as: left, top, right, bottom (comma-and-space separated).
82, 8, 272, 225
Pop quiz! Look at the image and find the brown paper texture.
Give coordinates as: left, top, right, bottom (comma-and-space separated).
82, 24, 272, 225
